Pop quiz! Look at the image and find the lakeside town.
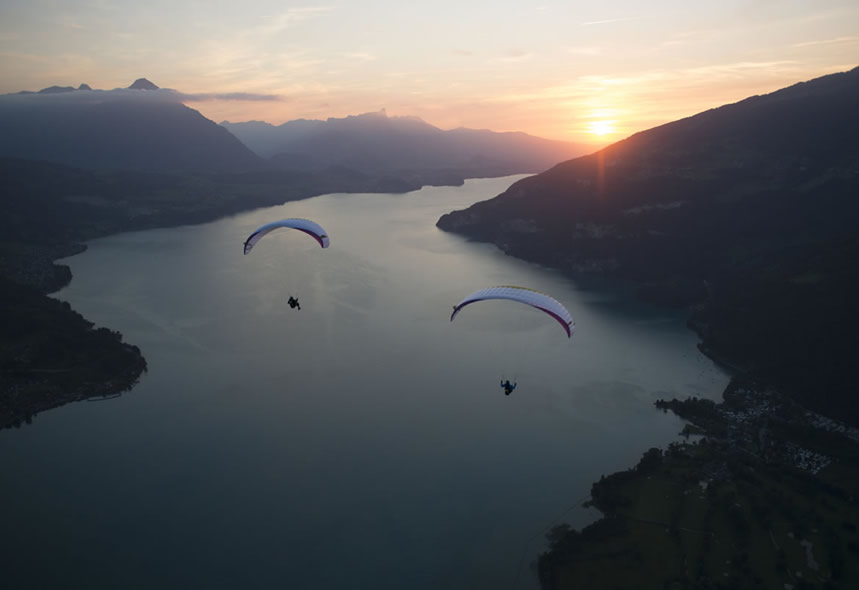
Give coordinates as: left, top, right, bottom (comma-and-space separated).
538, 376, 859, 588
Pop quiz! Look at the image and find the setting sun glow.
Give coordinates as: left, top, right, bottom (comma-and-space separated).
1, 3, 856, 143
587, 120, 616, 137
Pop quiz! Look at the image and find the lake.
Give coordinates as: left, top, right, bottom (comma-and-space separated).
0, 175, 729, 589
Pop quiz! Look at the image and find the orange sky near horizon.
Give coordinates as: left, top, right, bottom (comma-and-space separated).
1, 1, 857, 145
187, 61, 854, 146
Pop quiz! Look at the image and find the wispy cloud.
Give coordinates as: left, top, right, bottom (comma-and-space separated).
581, 17, 639, 26
176, 7, 333, 91
257, 6, 334, 37
685, 60, 800, 78
179, 92, 282, 102
660, 28, 719, 49
493, 50, 533, 64
566, 46, 601, 56
793, 36, 859, 48
61, 16, 85, 30
343, 52, 376, 61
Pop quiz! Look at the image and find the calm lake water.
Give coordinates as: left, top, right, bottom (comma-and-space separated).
0, 176, 729, 589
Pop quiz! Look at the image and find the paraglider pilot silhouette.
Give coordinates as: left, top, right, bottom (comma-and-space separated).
287, 296, 301, 310
500, 380, 517, 396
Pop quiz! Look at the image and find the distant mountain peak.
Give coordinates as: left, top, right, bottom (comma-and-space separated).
78, 83, 92, 91
330, 109, 388, 123
129, 78, 159, 90
38, 85, 76, 94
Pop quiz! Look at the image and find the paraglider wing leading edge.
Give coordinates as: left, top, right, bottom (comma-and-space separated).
243, 218, 330, 254
450, 286, 575, 338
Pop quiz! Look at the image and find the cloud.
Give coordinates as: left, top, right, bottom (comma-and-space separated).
566, 46, 601, 56
792, 36, 859, 48
0, 87, 180, 106
342, 52, 376, 61
257, 6, 334, 37
469, 60, 808, 108
177, 92, 282, 102
684, 60, 800, 78
475, 58, 828, 140
494, 50, 533, 64
61, 16, 85, 30
581, 17, 639, 26
0, 87, 282, 106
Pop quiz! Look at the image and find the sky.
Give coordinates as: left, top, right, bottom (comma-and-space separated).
1, 1, 857, 144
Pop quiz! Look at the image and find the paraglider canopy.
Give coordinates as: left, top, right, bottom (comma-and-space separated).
243, 218, 330, 254
450, 286, 575, 338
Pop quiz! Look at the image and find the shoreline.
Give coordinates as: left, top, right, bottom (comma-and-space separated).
0, 275, 148, 429
536, 375, 859, 588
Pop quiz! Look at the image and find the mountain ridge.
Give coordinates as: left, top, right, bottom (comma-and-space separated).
1, 78, 593, 181
221, 110, 593, 176
0, 81, 263, 173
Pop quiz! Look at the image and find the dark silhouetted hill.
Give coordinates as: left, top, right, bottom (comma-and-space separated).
437, 66, 859, 424
222, 109, 592, 178
0, 81, 263, 173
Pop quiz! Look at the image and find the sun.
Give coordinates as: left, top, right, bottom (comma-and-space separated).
586, 120, 616, 137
